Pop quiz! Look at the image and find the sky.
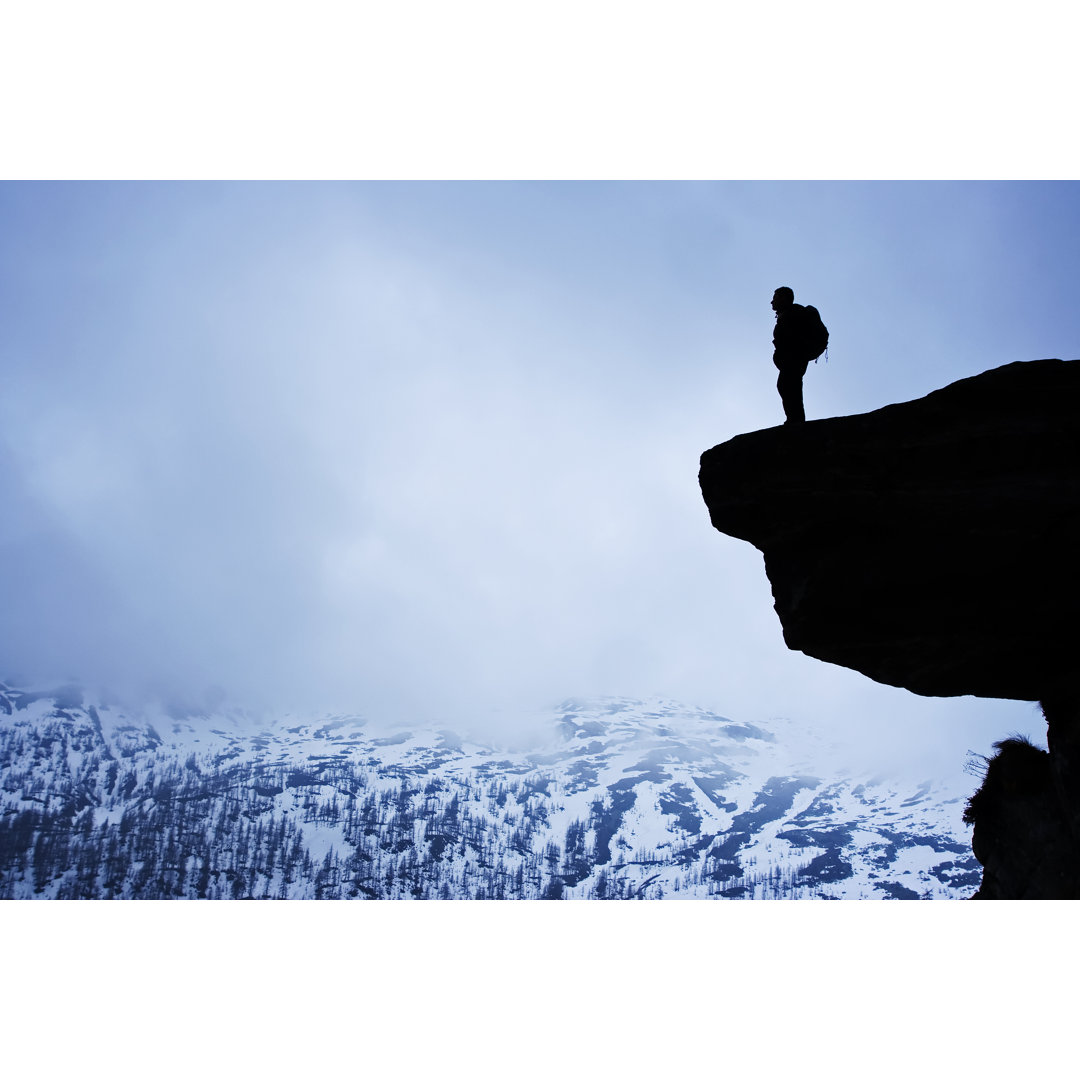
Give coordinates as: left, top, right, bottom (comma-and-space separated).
2, 180, 1077, 771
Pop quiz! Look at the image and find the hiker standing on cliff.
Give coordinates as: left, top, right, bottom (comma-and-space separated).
771, 286, 829, 424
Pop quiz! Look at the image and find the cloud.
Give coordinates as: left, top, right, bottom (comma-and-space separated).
0, 182, 1067, 765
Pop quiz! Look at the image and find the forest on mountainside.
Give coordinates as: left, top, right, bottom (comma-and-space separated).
1, 724, 826, 900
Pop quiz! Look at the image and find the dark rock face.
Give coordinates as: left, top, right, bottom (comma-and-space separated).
963, 733, 1080, 899
699, 358, 1080, 898
699, 359, 1080, 701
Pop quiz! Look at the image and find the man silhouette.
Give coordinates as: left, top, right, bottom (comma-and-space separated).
771, 286, 825, 424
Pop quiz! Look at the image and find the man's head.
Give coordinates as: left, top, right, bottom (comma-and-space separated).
771, 286, 795, 313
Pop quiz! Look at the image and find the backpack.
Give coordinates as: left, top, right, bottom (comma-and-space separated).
801, 304, 829, 362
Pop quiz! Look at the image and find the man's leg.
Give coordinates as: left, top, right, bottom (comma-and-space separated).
776, 366, 805, 423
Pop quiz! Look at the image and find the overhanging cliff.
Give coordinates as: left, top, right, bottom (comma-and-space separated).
699, 358, 1080, 702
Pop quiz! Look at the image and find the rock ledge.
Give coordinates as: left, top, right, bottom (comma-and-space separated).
699, 358, 1080, 701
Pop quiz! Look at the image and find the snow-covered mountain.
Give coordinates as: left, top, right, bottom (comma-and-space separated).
0, 683, 982, 899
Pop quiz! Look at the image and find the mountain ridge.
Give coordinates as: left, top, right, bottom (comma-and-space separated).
1, 683, 982, 899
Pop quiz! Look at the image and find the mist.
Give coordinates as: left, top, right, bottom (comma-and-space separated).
2, 181, 1076, 767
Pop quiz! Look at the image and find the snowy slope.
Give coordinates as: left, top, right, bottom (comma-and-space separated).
0, 685, 982, 899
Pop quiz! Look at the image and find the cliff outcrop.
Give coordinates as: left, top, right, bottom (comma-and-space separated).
699, 358, 1080, 898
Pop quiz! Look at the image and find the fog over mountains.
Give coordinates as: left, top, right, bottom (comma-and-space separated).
2, 683, 983, 899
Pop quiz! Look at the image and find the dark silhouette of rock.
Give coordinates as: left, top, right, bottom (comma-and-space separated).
699, 358, 1080, 898
700, 359, 1080, 700
963, 733, 1080, 899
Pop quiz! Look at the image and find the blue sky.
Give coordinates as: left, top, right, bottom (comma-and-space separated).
2, 181, 1077, 772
